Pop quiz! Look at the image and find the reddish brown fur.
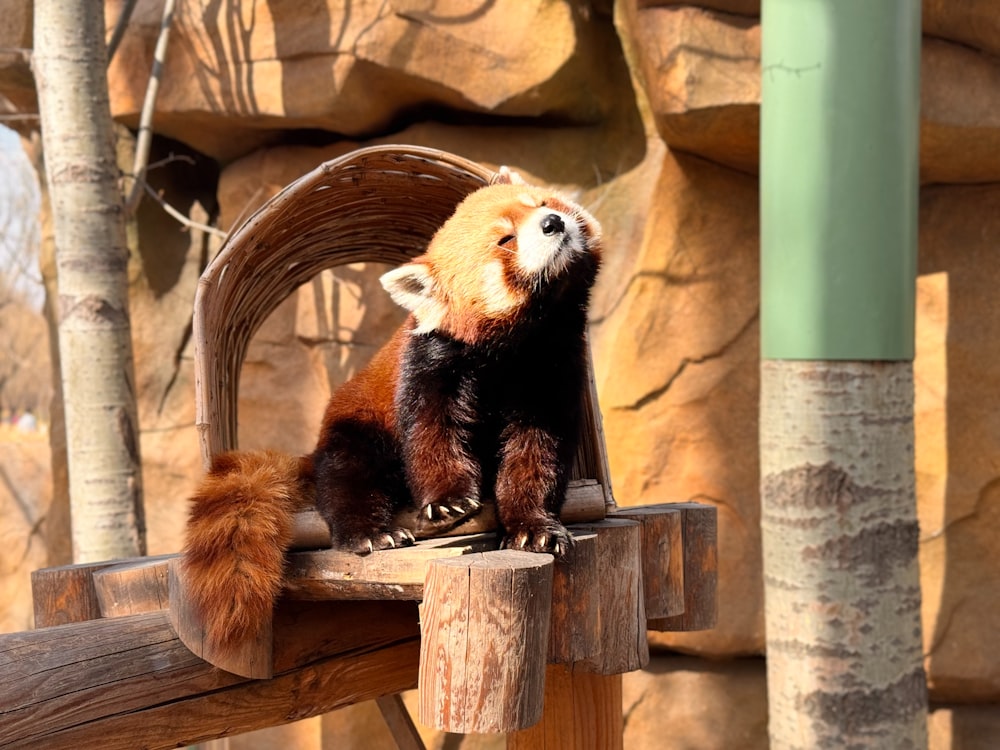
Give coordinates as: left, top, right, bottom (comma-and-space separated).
181, 450, 313, 652
316, 326, 404, 438
182, 178, 602, 653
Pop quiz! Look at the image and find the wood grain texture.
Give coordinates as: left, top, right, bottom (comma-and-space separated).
283, 534, 498, 600
506, 664, 623, 750
647, 503, 718, 632
92, 554, 172, 617
418, 550, 554, 733
0, 601, 419, 749
612, 505, 685, 620
30, 561, 118, 627
571, 519, 649, 675
549, 532, 600, 664
375, 694, 426, 750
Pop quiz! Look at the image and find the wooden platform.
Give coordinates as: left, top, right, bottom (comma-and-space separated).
0, 502, 716, 749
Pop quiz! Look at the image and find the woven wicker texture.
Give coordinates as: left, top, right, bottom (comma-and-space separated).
192, 144, 612, 501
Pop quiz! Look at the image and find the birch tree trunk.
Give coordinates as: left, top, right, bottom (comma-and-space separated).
32, 1, 146, 562
760, 360, 927, 748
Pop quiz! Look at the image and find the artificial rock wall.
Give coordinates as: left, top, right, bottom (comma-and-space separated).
2, 1, 999, 747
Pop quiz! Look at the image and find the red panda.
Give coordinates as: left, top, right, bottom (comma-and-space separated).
182, 169, 602, 653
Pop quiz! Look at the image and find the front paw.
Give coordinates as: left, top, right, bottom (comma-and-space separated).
415, 497, 484, 535
339, 527, 415, 555
501, 518, 573, 557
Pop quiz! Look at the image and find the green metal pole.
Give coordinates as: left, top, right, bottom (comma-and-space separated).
760, 2, 927, 748
761, 0, 920, 360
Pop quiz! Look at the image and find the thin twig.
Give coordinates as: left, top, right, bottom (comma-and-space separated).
106, 0, 140, 64
123, 0, 176, 216
146, 153, 197, 171
142, 181, 227, 239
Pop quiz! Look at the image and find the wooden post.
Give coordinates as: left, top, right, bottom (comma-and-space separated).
571, 519, 648, 675
507, 664, 623, 750
612, 505, 685, 620
647, 503, 718, 631
418, 550, 554, 733
548, 532, 600, 664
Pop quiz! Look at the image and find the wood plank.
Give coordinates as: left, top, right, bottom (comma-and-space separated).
282, 534, 499, 600
0, 600, 420, 749
289, 479, 607, 551
507, 664, 623, 750
647, 503, 718, 632
418, 551, 553, 734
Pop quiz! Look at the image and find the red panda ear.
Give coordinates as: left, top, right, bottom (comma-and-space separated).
380, 262, 446, 332
492, 166, 526, 186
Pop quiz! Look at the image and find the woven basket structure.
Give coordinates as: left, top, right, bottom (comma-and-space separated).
193, 144, 613, 503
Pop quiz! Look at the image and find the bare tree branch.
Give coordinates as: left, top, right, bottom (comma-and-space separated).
106, 0, 140, 64
123, 0, 176, 216
141, 180, 227, 239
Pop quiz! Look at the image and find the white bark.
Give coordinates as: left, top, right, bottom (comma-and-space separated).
760, 360, 927, 749
33, 1, 146, 562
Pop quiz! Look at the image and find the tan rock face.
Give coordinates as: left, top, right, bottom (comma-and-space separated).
928, 704, 1000, 750
623, 655, 768, 749
0, 0, 35, 119
597, 149, 763, 656
621, 2, 1000, 183
620, 4, 760, 174
916, 183, 1000, 702
105, 0, 624, 162
641, 0, 1000, 60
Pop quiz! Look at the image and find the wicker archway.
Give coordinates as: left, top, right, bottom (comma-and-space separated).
192, 144, 612, 504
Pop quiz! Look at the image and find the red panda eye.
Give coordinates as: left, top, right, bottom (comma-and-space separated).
498, 234, 516, 247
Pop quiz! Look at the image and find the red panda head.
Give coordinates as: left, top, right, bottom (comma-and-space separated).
380, 172, 602, 344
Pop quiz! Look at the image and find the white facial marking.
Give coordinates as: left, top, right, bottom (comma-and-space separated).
480, 260, 520, 315
514, 206, 583, 277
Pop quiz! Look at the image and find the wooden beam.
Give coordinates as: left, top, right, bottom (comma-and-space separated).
0, 601, 420, 749
548, 532, 599, 664
376, 694, 426, 750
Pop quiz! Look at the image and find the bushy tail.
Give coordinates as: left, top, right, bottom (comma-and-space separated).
181, 449, 314, 653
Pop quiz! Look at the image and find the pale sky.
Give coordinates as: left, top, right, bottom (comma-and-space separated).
0, 125, 43, 310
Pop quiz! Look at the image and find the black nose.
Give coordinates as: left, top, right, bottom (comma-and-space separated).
541, 213, 565, 236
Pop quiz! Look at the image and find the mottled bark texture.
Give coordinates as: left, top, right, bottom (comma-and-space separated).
760, 360, 927, 749
33, 1, 146, 562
